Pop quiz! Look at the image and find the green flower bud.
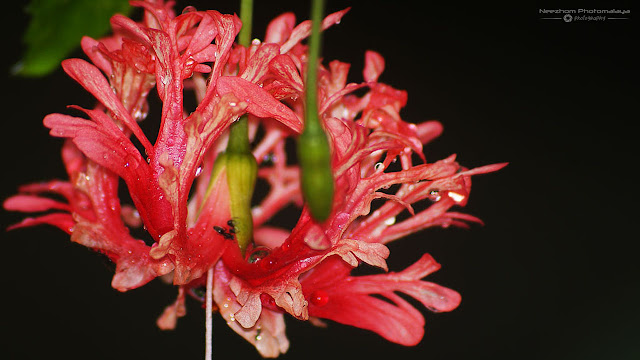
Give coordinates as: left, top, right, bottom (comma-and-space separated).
298, 119, 334, 222
224, 150, 257, 254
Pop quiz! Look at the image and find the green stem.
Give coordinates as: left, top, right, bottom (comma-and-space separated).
238, 0, 253, 47
227, 0, 253, 152
305, 0, 324, 131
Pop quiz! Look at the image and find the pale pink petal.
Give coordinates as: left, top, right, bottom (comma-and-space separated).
3, 195, 70, 213
268, 54, 304, 92
265, 13, 296, 44
61, 59, 153, 153
80, 36, 112, 74
241, 43, 280, 83
363, 50, 385, 82
216, 76, 302, 133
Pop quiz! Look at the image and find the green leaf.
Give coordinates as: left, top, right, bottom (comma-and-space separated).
14, 0, 132, 77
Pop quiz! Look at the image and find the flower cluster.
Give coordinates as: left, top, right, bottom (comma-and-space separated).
4, 1, 505, 357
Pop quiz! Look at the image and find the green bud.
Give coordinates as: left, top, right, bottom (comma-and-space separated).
224, 150, 257, 254
298, 120, 334, 222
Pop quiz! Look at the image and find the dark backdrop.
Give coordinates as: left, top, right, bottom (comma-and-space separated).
2, 1, 636, 359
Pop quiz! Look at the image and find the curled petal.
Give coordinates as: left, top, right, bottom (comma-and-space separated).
71, 222, 174, 291
214, 263, 290, 357
217, 76, 302, 133
61, 59, 153, 153
281, 8, 350, 53
332, 239, 390, 271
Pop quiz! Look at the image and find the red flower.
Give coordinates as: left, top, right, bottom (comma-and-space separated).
4, 1, 505, 357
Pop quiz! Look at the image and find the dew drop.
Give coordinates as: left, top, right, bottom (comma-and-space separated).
189, 286, 206, 302
195, 166, 203, 177
184, 56, 196, 68
374, 162, 384, 172
262, 153, 275, 164
251, 38, 261, 46
448, 191, 466, 203
310, 290, 329, 307
428, 189, 442, 202
255, 328, 263, 341
124, 162, 130, 168
384, 216, 396, 226
246, 246, 271, 264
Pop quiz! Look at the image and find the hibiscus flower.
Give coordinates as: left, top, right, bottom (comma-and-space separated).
4, 1, 505, 357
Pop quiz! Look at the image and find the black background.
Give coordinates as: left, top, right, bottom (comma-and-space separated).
1, 1, 637, 359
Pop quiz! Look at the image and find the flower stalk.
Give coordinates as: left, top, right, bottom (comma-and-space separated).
298, 0, 334, 222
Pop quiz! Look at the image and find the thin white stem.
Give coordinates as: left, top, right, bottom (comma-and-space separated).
205, 267, 214, 360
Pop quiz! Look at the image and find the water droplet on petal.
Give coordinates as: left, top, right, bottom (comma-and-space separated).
189, 286, 206, 302
428, 189, 442, 202
255, 328, 263, 341
251, 38, 261, 46
447, 191, 466, 203
310, 290, 329, 307
384, 216, 396, 226
195, 166, 203, 177
374, 162, 384, 172
184, 56, 196, 68
262, 153, 275, 164
246, 246, 271, 264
